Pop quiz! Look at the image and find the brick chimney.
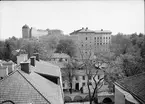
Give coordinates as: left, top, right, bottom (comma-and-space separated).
20, 62, 31, 74
0, 66, 8, 78
30, 56, 36, 66
33, 53, 39, 61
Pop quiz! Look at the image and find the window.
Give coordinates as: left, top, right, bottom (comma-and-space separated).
82, 44, 83, 47
89, 82, 92, 85
100, 43, 102, 45
100, 37, 102, 39
76, 76, 78, 80
94, 37, 96, 40
88, 76, 91, 80
97, 43, 99, 45
97, 37, 99, 39
86, 37, 87, 40
63, 83, 65, 87
82, 83, 85, 86
98, 75, 100, 79
104, 37, 105, 39
106, 37, 108, 39
83, 76, 85, 80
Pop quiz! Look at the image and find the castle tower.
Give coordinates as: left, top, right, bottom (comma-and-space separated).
22, 24, 30, 39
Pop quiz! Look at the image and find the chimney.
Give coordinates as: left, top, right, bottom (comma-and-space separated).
20, 62, 31, 74
82, 27, 84, 29
86, 27, 88, 30
33, 53, 39, 61
30, 56, 36, 66
17, 54, 28, 65
0, 66, 8, 78
101, 29, 103, 31
2, 61, 14, 74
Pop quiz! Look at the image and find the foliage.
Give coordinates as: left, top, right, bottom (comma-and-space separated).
55, 38, 77, 57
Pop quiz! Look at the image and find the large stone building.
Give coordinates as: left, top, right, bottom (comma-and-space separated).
22, 24, 63, 39
70, 27, 112, 58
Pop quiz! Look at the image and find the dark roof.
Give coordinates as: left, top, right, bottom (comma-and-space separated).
0, 70, 50, 104
0, 63, 64, 104
22, 24, 29, 28
70, 28, 112, 35
115, 72, 145, 103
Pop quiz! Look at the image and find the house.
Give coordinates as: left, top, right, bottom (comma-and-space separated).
49, 53, 70, 63
114, 72, 145, 104
0, 54, 64, 104
61, 61, 109, 93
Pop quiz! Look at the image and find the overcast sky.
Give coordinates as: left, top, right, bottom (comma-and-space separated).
0, 0, 144, 40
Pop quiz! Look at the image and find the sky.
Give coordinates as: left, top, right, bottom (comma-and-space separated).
0, 0, 144, 40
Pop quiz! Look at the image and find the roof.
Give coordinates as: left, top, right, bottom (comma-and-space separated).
115, 72, 145, 103
0, 65, 64, 104
51, 53, 70, 59
22, 24, 29, 28
70, 28, 112, 35
34, 60, 61, 77
0, 70, 50, 104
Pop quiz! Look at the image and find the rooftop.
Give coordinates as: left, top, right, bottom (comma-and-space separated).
115, 72, 145, 103
70, 27, 112, 35
22, 24, 29, 28
34, 60, 61, 77
0, 60, 64, 104
50, 53, 70, 59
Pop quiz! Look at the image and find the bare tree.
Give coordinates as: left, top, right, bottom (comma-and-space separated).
78, 48, 108, 104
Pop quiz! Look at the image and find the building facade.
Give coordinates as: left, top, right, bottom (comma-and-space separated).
22, 24, 64, 39
62, 65, 109, 93
70, 27, 112, 58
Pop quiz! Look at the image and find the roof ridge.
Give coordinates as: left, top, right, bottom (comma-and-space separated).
17, 70, 51, 104
116, 72, 145, 83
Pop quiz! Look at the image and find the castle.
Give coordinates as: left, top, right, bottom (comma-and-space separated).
22, 24, 63, 39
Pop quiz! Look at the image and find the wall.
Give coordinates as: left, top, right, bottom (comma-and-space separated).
22, 28, 30, 38
70, 31, 111, 59
115, 86, 125, 104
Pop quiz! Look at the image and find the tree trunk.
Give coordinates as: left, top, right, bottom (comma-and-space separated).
69, 83, 72, 94
87, 78, 92, 104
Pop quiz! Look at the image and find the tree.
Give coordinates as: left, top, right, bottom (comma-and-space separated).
55, 38, 77, 57
119, 54, 144, 77
62, 61, 79, 94
77, 48, 115, 104
110, 33, 131, 55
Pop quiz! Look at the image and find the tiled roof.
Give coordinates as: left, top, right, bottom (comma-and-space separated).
70, 28, 112, 35
21, 66, 64, 104
0, 70, 51, 104
115, 72, 145, 103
